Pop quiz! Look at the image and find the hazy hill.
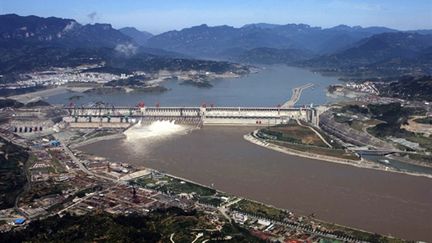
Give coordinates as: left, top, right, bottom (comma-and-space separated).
302, 32, 432, 77
377, 76, 432, 101
235, 47, 314, 64
1, 14, 431, 77
144, 23, 397, 58
307, 32, 432, 67
119, 27, 153, 45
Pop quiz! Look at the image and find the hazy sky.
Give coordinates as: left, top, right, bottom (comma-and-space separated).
1, 0, 431, 34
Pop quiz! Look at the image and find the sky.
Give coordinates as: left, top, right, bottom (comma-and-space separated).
0, 0, 431, 34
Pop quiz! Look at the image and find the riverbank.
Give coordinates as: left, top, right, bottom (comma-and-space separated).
69, 133, 126, 149
9, 86, 93, 104
245, 130, 432, 179
72, 126, 432, 180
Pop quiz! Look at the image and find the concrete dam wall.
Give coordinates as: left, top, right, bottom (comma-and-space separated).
64, 106, 321, 127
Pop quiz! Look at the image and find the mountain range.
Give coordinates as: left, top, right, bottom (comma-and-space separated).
119, 27, 153, 46
0, 14, 242, 77
144, 23, 399, 58
0, 13, 431, 78
304, 32, 432, 77
0, 14, 130, 48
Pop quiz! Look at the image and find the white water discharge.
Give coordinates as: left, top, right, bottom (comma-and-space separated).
124, 120, 188, 140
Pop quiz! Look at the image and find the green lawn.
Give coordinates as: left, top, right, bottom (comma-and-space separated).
273, 141, 360, 161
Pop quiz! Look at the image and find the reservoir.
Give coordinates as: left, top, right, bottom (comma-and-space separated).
79, 126, 432, 241
46, 65, 338, 106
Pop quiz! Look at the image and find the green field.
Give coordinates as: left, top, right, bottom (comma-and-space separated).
405, 135, 432, 152
273, 141, 360, 160
230, 199, 290, 222
260, 120, 327, 147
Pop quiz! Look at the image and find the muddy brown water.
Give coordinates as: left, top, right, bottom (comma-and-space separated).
79, 126, 432, 241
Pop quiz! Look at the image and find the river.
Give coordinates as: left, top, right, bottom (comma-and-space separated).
79, 126, 432, 241
53, 65, 432, 241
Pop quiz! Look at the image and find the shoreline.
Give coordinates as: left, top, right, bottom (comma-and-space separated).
8, 86, 94, 104
387, 154, 432, 169
73, 127, 432, 180
9, 86, 68, 103
244, 130, 432, 179
5, 68, 251, 104
70, 133, 126, 149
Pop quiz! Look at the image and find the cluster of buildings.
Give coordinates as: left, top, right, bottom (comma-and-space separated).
0, 64, 133, 90
344, 81, 380, 95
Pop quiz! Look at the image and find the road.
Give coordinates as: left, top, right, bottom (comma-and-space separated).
295, 119, 332, 148
54, 134, 127, 183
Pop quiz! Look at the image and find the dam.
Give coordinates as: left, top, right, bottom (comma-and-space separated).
63, 105, 323, 127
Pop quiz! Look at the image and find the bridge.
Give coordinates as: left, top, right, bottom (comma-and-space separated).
63, 105, 322, 127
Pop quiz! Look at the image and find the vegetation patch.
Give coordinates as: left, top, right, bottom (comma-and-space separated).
259, 120, 327, 147
0, 207, 260, 242
0, 138, 29, 209
377, 75, 432, 101
258, 120, 358, 160
274, 141, 360, 160
405, 153, 432, 164
231, 199, 290, 222
365, 103, 431, 151
414, 117, 432, 125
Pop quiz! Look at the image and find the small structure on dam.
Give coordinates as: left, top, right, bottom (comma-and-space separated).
63, 105, 324, 128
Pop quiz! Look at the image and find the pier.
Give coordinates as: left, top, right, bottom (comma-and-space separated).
282, 83, 314, 108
